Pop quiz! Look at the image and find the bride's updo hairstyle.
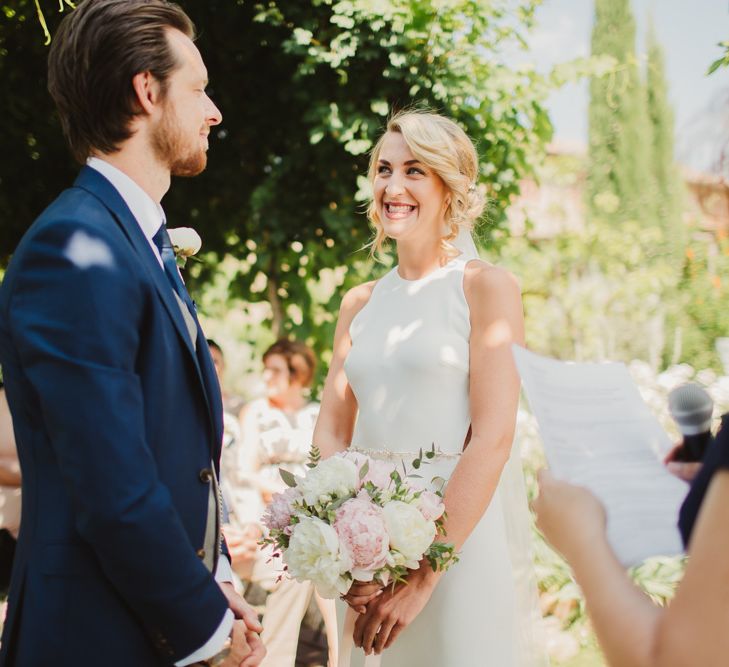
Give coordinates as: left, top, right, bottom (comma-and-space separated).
366, 109, 485, 257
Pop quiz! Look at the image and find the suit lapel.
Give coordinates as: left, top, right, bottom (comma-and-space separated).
73, 167, 219, 452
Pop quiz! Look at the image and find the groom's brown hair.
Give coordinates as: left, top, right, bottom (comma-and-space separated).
47, 0, 195, 164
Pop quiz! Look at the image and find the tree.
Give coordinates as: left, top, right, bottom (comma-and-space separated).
1, 0, 553, 362
0, 2, 79, 267
586, 0, 653, 227
645, 21, 683, 254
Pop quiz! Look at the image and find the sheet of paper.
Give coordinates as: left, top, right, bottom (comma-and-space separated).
513, 345, 687, 567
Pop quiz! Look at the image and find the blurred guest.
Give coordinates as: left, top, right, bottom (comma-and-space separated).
207, 338, 245, 457
0, 383, 20, 594
221, 339, 337, 667
207, 338, 246, 418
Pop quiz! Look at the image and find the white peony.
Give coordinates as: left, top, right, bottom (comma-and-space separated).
382, 500, 437, 569
283, 516, 352, 598
297, 455, 359, 506
167, 227, 202, 258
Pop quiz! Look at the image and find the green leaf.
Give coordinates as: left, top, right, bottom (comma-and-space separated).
279, 468, 298, 488
370, 100, 389, 116
307, 444, 321, 469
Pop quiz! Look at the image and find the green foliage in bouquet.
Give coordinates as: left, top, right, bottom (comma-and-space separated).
307, 443, 322, 469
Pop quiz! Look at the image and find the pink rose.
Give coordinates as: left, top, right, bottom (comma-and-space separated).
417, 490, 446, 522
262, 486, 301, 532
334, 494, 390, 580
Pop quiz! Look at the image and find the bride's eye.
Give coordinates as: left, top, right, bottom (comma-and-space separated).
407, 167, 425, 176
377, 164, 392, 175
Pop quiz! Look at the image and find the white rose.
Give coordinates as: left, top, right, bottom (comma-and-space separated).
297, 455, 359, 506
383, 500, 437, 568
167, 227, 202, 258
283, 516, 352, 599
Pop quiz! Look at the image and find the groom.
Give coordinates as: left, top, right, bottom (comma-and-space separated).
0, 1, 264, 665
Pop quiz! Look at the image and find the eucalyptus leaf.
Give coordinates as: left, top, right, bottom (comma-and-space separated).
279, 468, 298, 488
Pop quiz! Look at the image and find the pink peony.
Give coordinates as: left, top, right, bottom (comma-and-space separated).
343, 451, 396, 491
262, 486, 301, 532
334, 494, 390, 580
417, 490, 446, 522
361, 459, 397, 490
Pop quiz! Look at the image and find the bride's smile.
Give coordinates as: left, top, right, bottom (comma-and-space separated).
383, 202, 417, 219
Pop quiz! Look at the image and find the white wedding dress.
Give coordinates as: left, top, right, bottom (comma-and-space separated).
339, 254, 544, 667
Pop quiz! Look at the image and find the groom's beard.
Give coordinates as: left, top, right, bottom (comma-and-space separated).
151, 103, 207, 177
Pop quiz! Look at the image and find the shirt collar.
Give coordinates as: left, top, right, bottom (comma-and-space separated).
86, 157, 166, 240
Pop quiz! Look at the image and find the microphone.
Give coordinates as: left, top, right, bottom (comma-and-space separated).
668, 383, 714, 462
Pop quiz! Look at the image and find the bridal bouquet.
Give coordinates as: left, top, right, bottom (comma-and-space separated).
260, 446, 458, 599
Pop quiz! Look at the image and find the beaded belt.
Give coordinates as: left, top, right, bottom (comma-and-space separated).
348, 445, 462, 461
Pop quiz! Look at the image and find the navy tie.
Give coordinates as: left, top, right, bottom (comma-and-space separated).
152, 223, 194, 310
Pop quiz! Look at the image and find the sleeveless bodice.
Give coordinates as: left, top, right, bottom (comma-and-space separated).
344, 256, 471, 456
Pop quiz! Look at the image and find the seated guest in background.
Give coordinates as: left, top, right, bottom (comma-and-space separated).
222, 339, 337, 667
0, 383, 20, 594
534, 430, 729, 667
207, 338, 245, 463
207, 338, 246, 419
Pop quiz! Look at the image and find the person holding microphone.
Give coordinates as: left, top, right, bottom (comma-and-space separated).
534, 417, 729, 667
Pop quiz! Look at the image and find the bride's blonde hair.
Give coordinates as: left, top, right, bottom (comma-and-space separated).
366, 109, 485, 258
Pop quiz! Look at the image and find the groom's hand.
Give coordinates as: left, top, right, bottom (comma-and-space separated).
216, 620, 266, 667
239, 631, 266, 667
219, 582, 263, 634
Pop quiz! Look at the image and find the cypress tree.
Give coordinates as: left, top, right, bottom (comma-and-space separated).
646, 21, 684, 252
587, 0, 653, 226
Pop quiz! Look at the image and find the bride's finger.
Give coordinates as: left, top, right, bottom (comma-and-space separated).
342, 590, 382, 610
383, 622, 404, 650
353, 609, 368, 648
346, 582, 382, 597
361, 611, 387, 655
373, 617, 398, 654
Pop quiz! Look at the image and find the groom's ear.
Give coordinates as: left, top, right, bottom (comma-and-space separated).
131, 71, 162, 116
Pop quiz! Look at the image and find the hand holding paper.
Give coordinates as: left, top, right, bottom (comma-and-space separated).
533, 468, 609, 564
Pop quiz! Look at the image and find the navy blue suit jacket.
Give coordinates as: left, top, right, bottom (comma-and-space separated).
0, 167, 229, 665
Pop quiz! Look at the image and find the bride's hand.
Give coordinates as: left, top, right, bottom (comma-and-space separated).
341, 580, 384, 614
353, 565, 440, 655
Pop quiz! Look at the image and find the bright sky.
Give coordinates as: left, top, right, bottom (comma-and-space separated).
522, 0, 728, 170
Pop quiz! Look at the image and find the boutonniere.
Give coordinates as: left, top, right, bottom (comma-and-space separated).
167, 227, 202, 268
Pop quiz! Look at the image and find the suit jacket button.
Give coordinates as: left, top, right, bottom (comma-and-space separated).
197, 548, 206, 559
199, 468, 213, 483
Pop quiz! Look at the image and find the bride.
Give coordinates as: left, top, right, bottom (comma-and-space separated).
313, 110, 543, 666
